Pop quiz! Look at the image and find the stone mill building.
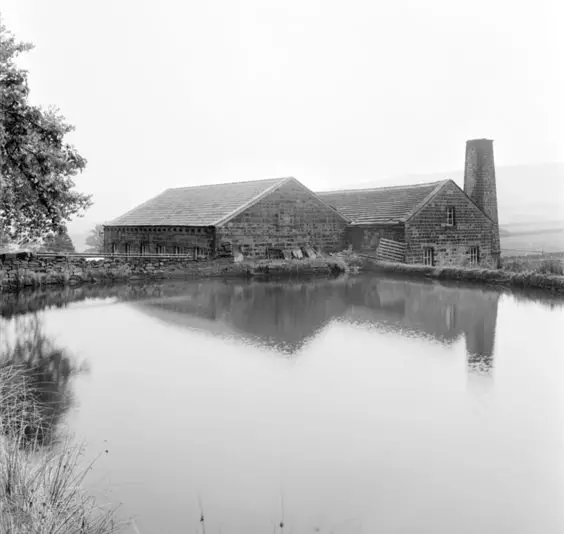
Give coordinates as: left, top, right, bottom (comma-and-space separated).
104, 138, 500, 267
103, 177, 348, 260
318, 139, 501, 267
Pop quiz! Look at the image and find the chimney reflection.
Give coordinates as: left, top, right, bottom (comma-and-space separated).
130, 277, 501, 379
464, 294, 499, 376
342, 278, 500, 379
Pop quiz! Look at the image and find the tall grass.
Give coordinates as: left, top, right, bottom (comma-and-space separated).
501, 256, 564, 276
0, 366, 120, 534
0, 317, 121, 534
363, 258, 564, 293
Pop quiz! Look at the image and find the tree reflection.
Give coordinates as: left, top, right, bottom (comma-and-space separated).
0, 314, 84, 447
0, 283, 166, 320
2, 276, 561, 384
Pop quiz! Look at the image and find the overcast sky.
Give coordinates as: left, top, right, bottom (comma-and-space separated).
2, 0, 563, 234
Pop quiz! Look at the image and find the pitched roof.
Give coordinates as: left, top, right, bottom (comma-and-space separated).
316, 181, 447, 225
107, 177, 291, 227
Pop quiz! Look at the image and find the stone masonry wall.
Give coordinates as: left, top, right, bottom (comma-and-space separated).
405, 181, 496, 267
103, 226, 214, 256
463, 139, 501, 261
346, 224, 405, 253
216, 179, 347, 257
0, 254, 241, 291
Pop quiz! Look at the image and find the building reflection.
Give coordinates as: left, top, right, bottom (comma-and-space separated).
129, 276, 500, 375
338, 277, 499, 376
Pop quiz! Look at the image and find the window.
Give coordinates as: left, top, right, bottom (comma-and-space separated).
278, 213, 292, 226
194, 247, 208, 260
446, 206, 456, 226
423, 247, 435, 266
156, 245, 165, 255
124, 243, 132, 255
469, 246, 480, 265
140, 244, 148, 256
173, 246, 181, 255
111, 243, 118, 254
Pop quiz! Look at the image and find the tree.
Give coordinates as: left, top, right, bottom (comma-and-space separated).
40, 226, 75, 253
0, 18, 91, 244
84, 224, 104, 253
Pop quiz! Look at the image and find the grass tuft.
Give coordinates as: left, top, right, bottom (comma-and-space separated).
0, 342, 121, 533
501, 256, 564, 276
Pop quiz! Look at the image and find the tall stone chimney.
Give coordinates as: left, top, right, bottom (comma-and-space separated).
463, 139, 500, 265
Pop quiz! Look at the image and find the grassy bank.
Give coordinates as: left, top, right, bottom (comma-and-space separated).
500, 255, 564, 276
0, 363, 120, 533
363, 258, 564, 293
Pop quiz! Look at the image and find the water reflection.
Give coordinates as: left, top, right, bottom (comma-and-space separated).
0, 314, 84, 446
3, 277, 563, 533
2, 276, 561, 381
0, 284, 165, 319
124, 277, 502, 376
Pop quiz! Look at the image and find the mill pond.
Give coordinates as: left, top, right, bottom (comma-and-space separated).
1, 274, 564, 534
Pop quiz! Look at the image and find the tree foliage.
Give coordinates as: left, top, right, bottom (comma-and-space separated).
39, 226, 76, 253
0, 18, 91, 244
84, 224, 104, 253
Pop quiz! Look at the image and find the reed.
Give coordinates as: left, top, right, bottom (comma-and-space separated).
501, 256, 564, 276
0, 366, 121, 533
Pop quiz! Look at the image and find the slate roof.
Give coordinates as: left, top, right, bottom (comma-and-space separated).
107, 177, 292, 227
316, 181, 447, 225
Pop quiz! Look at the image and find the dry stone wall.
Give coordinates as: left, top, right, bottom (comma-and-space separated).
0, 253, 346, 292
0, 253, 242, 291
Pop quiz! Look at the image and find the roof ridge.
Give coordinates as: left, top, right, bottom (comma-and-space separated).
403, 180, 451, 222
166, 176, 292, 191
213, 177, 293, 226
316, 180, 447, 195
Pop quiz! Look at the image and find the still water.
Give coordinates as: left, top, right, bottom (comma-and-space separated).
2, 275, 564, 534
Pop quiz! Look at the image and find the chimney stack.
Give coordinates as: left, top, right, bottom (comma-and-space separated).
463, 139, 500, 265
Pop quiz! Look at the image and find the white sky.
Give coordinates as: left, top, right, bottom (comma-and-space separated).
2, 0, 563, 234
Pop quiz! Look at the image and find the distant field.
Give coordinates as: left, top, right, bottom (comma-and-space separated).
501, 229, 564, 256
